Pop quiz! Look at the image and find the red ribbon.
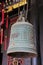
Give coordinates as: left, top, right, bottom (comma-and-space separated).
1, 28, 3, 44
4, 35, 7, 51
0, 32, 1, 44
7, 56, 12, 65
2, 9, 4, 24
7, 56, 10, 65
6, 15, 8, 29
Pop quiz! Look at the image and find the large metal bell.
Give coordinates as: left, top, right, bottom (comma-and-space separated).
7, 16, 37, 58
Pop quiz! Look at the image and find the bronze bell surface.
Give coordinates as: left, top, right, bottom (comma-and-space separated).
7, 15, 37, 58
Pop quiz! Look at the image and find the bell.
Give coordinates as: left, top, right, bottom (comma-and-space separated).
7, 14, 37, 58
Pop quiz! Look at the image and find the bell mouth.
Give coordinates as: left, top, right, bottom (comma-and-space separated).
7, 52, 37, 58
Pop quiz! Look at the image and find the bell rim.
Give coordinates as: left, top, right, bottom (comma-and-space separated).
7, 47, 37, 58
7, 52, 37, 58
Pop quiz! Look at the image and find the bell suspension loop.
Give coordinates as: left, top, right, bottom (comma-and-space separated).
22, 1, 26, 22
18, 1, 26, 22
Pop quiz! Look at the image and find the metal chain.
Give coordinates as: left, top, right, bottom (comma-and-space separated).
18, 0, 20, 17
25, 0, 28, 21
